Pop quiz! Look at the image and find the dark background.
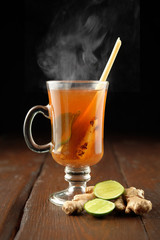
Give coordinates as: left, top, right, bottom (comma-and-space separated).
1, 0, 160, 138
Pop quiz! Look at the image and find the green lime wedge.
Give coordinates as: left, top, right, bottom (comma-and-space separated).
54, 111, 80, 149
94, 180, 124, 200
84, 198, 115, 217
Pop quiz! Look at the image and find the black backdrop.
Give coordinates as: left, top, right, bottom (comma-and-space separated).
1, 0, 160, 137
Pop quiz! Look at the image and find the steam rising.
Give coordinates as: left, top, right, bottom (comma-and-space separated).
37, 0, 139, 86
38, 2, 112, 80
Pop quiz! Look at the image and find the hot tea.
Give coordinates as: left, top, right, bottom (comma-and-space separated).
48, 87, 107, 167
23, 80, 109, 205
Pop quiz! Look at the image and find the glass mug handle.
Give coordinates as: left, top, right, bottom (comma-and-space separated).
23, 105, 51, 153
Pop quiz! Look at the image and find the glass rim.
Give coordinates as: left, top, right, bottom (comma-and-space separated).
47, 80, 108, 84
46, 80, 109, 89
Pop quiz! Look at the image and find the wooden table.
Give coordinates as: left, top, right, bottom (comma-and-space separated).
0, 134, 160, 240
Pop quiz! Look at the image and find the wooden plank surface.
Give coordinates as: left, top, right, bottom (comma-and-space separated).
0, 136, 45, 240
14, 138, 147, 240
111, 135, 160, 240
0, 135, 159, 240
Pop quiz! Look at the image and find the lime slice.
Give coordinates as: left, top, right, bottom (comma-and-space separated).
94, 180, 124, 200
84, 198, 115, 216
54, 111, 80, 149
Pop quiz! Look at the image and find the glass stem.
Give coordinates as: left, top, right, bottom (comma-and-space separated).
49, 166, 91, 206
64, 166, 91, 195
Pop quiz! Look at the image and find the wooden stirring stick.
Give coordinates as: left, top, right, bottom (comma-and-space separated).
83, 37, 122, 116
99, 37, 122, 82
74, 37, 122, 128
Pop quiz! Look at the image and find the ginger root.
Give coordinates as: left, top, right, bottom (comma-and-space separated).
114, 196, 126, 211
62, 186, 95, 215
115, 187, 152, 215
62, 186, 152, 216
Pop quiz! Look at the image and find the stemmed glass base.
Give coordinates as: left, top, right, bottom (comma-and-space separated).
49, 166, 91, 206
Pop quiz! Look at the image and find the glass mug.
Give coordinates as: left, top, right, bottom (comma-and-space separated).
23, 80, 109, 206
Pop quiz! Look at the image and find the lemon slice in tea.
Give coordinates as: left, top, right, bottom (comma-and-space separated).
84, 198, 115, 216
54, 111, 80, 149
94, 180, 124, 200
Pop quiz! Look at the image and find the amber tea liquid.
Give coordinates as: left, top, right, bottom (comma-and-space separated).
48, 88, 107, 167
